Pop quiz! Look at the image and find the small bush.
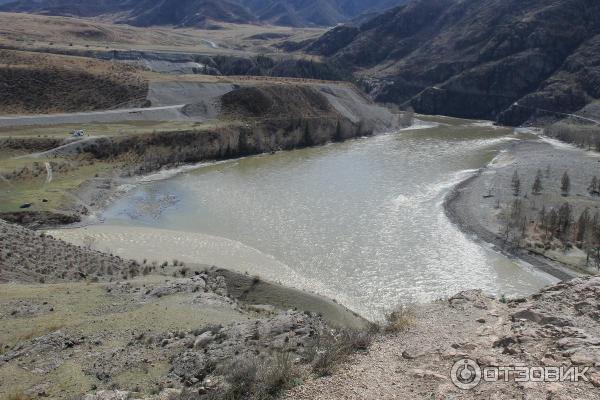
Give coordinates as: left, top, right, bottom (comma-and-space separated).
310, 328, 374, 377
384, 305, 415, 333
201, 351, 300, 400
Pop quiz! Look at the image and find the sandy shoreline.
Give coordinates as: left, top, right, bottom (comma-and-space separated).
443, 140, 589, 281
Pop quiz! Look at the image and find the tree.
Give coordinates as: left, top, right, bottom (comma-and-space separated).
588, 176, 599, 196
576, 208, 591, 243
532, 169, 543, 195
547, 208, 559, 238
557, 202, 573, 239
583, 212, 600, 268
511, 170, 521, 197
82, 235, 96, 250
399, 108, 414, 127
303, 121, 313, 146
333, 120, 343, 142
561, 171, 571, 197
538, 205, 546, 227
510, 198, 523, 225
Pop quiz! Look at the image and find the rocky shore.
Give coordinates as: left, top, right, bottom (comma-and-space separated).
285, 277, 600, 399
444, 169, 580, 281
0, 220, 369, 399
443, 138, 598, 281
0, 79, 404, 228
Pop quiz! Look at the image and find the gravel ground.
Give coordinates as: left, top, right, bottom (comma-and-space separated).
284, 278, 600, 400
445, 137, 600, 279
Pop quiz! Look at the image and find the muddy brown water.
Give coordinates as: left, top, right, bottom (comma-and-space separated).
62, 118, 559, 318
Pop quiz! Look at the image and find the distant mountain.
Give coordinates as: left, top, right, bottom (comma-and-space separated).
243, 0, 406, 27
126, 0, 257, 26
0, 0, 408, 27
308, 0, 600, 125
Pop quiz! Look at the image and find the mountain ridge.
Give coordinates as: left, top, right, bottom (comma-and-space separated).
308, 0, 600, 125
0, 0, 408, 27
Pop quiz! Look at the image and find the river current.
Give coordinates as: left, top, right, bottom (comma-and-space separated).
55, 117, 557, 318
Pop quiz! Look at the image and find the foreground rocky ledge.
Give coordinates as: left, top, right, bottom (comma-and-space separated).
3, 219, 600, 399
55, 276, 600, 400
0, 220, 367, 399
284, 276, 600, 399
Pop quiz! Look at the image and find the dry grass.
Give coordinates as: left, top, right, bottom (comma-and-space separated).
3, 392, 32, 400
0, 220, 136, 283
0, 50, 147, 115
17, 323, 64, 342
309, 328, 375, 377
383, 305, 416, 333
0, 12, 324, 57
190, 351, 301, 400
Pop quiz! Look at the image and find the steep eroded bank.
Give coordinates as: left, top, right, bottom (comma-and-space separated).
0, 81, 401, 226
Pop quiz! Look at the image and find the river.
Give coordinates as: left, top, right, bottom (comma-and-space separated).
50, 117, 558, 318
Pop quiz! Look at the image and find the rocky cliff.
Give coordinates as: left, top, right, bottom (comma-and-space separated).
308, 0, 600, 125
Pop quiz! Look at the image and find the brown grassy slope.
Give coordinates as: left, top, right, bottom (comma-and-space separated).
0, 219, 138, 283
0, 12, 325, 57
220, 84, 334, 118
0, 50, 148, 114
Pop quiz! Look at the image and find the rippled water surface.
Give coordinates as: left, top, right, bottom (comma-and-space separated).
101, 119, 556, 317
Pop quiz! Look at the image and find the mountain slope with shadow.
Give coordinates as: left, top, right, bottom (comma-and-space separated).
0, 0, 408, 27
307, 0, 600, 125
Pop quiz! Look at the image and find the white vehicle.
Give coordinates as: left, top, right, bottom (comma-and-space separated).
72, 129, 86, 137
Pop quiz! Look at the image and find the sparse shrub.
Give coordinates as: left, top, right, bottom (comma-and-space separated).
201, 351, 300, 400
383, 305, 415, 333
6, 392, 32, 400
309, 327, 374, 377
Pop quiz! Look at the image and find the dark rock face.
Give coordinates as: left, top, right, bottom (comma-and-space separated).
306, 25, 360, 57
312, 0, 600, 125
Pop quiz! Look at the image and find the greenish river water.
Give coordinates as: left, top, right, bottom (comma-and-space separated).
74, 118, 558, 317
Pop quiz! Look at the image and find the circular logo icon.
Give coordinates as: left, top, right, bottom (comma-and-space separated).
450, 358, 482, 390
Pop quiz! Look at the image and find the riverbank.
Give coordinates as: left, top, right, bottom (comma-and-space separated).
0, 79, 403, 228
0, 219, 369, 399
284, 276, 600, 400
444, 138, 598, 281
47, 119, 558, 321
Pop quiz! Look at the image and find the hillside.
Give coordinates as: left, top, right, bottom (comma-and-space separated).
0, 50, 148, 114
0, 219, 367, 399
308, 0, 600, 125
0, 0, 408, 27
125, 0, 258, 27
